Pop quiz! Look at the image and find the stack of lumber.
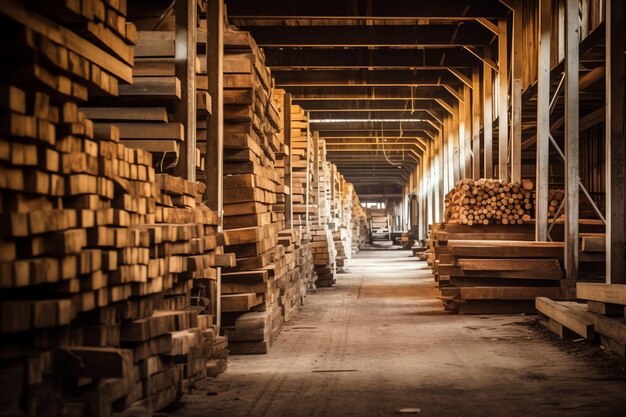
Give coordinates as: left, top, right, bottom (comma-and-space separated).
219, 27, 300, 354
0, 3, 231, 415
437, 239, 565, 313
368, 208, 390, 240
333, 228, 351, 272
289, 105, 313, 229
82, 28, 206, 175
277, 229, 307, 321
351, 192, 368, 255
445, 178, 535, 225
311, 224, 337, 287
537, 283, 626, 358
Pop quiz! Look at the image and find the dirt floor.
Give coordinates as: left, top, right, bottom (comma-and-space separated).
171, 249, 626, 417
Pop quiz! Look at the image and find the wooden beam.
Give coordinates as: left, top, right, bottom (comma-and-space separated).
606, 0, 626, 284
284, 93, 293, 229
227, 0, 511, 19
462, 86, 472, 178
510, 0, 522, 183
240, 24, 495, 47
483, 61, 494, 177
173, 0, 197, 180
564, 0, 580, 295
204, 0, 224, 329
536, 0, 551, 242
472, 67, 481, 180
497, 18, 509, 180
476, 18, 500, 35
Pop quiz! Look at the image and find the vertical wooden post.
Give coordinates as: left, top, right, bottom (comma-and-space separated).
472, 67, 481, 180
452, 104, 461, 185
443, 117, 451, 193
606, 0, 626, 284
204, 0, 223, 328
463, 86, 472, 178
498, 18, 509, 180
483, 62, 494, 178
174, 0, 197, 180
284, 93, 293, 229
511, 0, 523, 183
458, 98, 467, 179
305, 117, 311, 232
313, 131, 321, 226
564, 0, 580, 295
536, 0, 552, 242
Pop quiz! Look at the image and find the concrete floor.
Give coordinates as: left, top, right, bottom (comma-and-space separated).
174, 250, 626, 417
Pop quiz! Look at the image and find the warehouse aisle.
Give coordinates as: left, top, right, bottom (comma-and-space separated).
175, 250, 626, 417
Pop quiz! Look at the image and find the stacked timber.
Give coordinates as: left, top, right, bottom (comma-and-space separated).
537, 283, 626, 358
311, 224, 337, 287
219, 27, 295, 354
82, 29, 206, 176
444, 178, 535, 225
438, 239, 564, 313
0, 3, 229, 415
333, 228, 351, 272
368, 208, 390, 240
351, 196, 368, 255
290, 105, 313, 229
309, 139, 337, 286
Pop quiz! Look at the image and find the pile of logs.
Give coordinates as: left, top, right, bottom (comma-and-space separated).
445, 179, 535, 226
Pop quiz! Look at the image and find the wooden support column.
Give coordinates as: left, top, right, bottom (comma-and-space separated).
606, 0, 626, 284
173, 0, 197, 180
536, 0, 552, 242
458, 99, 467, 179
472, 67, 481, 180
498, 18, 509, 180
463, 86, 472, 179
305, 115, 311, 231
511, 0, 523, 183
483, 62, 494, 178
564, 0, 580, 294
284, 93, 293, 229
434, 136, 442, 223
204, 0, 223, 328
438, 131, 445, 219
452, 104, 461, 185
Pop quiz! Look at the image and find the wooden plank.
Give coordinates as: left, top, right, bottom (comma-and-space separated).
117, 123, 184, 141
457, 259, 562, 273
118, 76, 181, 99
80, 107, 168, 122
582, 234, 606, 252
460, 286, 562, 300
577, 283, 626, 305
221, 293, 263, 312
536, 297, 594, 338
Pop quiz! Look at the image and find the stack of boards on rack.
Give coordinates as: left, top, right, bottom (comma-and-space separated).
0, 2, 231, 416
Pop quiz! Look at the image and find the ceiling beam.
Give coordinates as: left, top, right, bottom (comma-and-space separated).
273, 69, 463, 87
238, 24, 495, 47
289, 86, 460, 105
225, 0, 510, 19
263, 48, 480, 69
